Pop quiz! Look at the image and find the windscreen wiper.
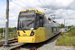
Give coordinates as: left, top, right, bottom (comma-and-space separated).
21, 28, 27, 33
22, 29, 25, 33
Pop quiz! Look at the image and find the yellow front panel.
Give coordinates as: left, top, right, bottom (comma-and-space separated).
17, 30, 36, 43
17, 30, 33, 36
18, 36, 35, 43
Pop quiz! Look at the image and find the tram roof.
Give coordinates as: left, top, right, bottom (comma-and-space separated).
20, 9, 45, 15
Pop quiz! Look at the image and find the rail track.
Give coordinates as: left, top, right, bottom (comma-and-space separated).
0, 38, 18, 47
10, 33, 60, 50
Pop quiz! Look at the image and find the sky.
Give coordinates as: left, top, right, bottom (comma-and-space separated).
0, 0, 75, 28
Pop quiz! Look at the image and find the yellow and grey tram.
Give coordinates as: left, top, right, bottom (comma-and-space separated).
17, 9, 60, 43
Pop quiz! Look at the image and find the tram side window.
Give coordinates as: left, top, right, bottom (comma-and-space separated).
48, 18, 51, 21
36, 16, 39, 29
39, 16, 43, 27
53, 21, 56, 23
35, 15, 44, 29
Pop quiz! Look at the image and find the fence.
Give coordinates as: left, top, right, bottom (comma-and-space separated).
0, 32, 17, 40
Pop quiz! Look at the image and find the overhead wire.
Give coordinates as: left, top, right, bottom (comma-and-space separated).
11, 0, 50, 12
40, 0, 52, 16
38, 0, 46, 8
38, 0, 50, 14
20, 0, 32, 8
11, 0, 26, 9
43, 0, 49, 8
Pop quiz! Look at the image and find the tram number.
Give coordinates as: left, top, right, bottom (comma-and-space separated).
23, 34, 27, 36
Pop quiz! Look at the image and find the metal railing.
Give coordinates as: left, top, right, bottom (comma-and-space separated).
0, 32, 17, 39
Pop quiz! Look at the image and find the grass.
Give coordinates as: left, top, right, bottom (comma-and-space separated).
0, 35, 17, 40
56, 28, 75, 47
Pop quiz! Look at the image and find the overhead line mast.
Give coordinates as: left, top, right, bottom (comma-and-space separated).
4, 0, 9, 47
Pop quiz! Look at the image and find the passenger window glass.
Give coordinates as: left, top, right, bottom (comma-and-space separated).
53, 21, 56, 23
36, 16, 39, 29
35, 14, 44, 29
48, 18, 51, 21
39, 17, 43, 27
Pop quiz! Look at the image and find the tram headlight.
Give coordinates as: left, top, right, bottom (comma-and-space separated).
30, 28, 34, 30
18, 32, 20, 36
30, 31, 34, 36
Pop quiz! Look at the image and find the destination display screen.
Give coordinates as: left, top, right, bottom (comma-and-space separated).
20, 11, 34, 16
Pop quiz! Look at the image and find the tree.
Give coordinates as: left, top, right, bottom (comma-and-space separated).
0, 28, 3, 33
60, 24, 65, 28
68, 26, 72, 28
0, 27, 17, 33
9, 27, 17, 32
